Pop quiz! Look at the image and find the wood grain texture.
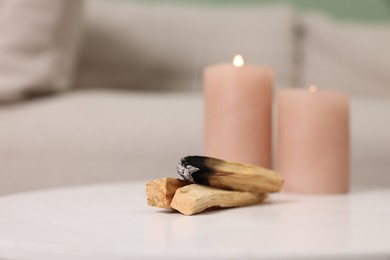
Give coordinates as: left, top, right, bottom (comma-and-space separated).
178, 156, 284, 193
146, 178, 190, 209
170, 184, 267, 215
205, 158, 284, 193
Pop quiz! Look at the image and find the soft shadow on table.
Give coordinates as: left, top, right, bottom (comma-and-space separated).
155, 207, 224, 216
156, 209, 178, 214
155, 199, 296, 216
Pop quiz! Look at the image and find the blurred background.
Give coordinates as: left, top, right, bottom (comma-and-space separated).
0, 0, 390, 195
135, 0, 390, 21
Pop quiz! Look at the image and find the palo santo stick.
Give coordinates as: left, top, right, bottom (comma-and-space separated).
177, 156, 284, 193
171, 184, 267, 215
146, 178, 191, 209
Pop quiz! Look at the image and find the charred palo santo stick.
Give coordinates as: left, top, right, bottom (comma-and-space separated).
146, 178, 191, 209
171, 184, 267, 215
177, 156, 284, 193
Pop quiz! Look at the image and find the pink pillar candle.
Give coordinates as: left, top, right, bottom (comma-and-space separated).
277, 86, 349, 194
204, 55, 273, 167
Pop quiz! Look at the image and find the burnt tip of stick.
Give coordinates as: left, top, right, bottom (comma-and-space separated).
177, 156, 214, 184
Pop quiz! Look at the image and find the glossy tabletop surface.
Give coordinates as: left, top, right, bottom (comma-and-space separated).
0, 181, 390, 260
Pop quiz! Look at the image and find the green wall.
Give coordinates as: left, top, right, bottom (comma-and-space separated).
123, 0, 390, 22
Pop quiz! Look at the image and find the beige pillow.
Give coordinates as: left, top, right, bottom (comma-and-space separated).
301, 12, 390, 97
0, 0, 84, 102
76, 1, 295, 90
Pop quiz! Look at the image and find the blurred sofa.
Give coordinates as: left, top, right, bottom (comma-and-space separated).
0, 0, 390, 195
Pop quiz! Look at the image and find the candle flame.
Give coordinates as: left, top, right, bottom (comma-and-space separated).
309, 85, 318, 93
233, 54, 244, 67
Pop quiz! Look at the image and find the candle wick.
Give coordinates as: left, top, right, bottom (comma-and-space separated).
309, 85, 318, 93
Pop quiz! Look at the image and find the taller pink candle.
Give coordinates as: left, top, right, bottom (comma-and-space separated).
204, 55, 273, 167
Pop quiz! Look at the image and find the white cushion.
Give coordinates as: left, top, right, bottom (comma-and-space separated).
0, 90, 203, 195
0, 0, 84, 102
301, 12, 390, 97
76, 1, 295, 90
350, 97, 390, 188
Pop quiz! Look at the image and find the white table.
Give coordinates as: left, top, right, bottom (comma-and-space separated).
0, 181, 389, 260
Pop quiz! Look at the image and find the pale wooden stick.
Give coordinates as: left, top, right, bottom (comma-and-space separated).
170, 184, 267, 215
178, 156, 284, 193
208, 159, 284, 193
207, 171, 282, 194
146, 178, 191, 209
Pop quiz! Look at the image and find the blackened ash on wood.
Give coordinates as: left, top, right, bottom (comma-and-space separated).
177, 156, 214, 185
